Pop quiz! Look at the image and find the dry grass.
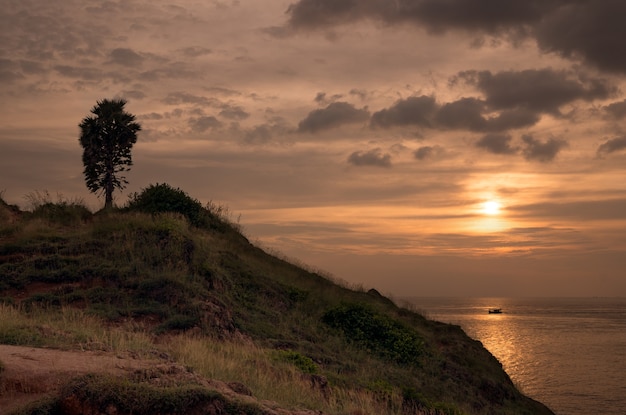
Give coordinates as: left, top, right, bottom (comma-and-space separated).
0, 305, 414, 415
167, 335, 414, 415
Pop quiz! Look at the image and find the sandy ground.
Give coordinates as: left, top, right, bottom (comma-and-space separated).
0, 344, 163, 413
0, 345, 323, 415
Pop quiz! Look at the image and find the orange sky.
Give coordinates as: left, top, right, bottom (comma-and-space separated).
2, 0, 626, 296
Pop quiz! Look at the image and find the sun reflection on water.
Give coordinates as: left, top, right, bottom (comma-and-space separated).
461, 310, 538, 393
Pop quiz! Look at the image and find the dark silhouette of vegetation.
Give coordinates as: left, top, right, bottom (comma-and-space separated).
79, 99, 141, 209
322, 303, 424, 366
125, 183, 240, 232
125, 183, 204, 226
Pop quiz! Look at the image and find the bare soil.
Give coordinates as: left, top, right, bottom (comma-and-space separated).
0, 344, 164, 412
0, 345, 322, 415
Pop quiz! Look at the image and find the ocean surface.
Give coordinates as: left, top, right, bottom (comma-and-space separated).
406, 297, 626, 415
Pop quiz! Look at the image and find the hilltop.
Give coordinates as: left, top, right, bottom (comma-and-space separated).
0, 185, 555, 415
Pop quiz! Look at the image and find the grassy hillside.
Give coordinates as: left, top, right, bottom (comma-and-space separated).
0, 186, 555, 415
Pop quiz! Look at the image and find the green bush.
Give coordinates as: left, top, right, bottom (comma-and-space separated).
156, 314, 200, 334
322, 303, 424, 366
274, 350, 318, 374
125, 183, 205, 226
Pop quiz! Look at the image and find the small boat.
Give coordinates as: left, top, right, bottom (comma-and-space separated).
488, 308, 503, 314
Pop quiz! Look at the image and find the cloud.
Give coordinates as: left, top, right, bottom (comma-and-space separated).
53, 65, 103, 81
370, 96, 437, 128
314, 92, 344, 104
414, 145, 444, 161
373, 95, 542, 133
284, 0, 547, 33
534, 2, 626, 74
458, 68, 615, 115
434, 97, 486, 131
475, 133, 517, 155
109, 48, 144, 67
0, 58, 23, 82
162, 92, 219, 107
604, 100, 626, 119
485, 108, 540, 131
347, 148, 392, 168
510, 198, 626, 221
19, 60, 45, 75
285, 0, 374, 30
119, 90, 147, 100
284, 1, 626, 74
521, 134, 568, 162
189, 116, 223, 133
597, 136, 626, 157
297, 102, 370, 133
243, 119, 293, 145
219, 104, 250, 120
178, 46, 213, 57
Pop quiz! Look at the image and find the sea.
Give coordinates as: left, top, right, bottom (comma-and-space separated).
406, 297, 626, 415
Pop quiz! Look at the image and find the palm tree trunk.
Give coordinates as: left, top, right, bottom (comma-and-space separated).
104, 161, 114, 209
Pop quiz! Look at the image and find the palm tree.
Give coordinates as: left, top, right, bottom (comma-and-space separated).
79, 99, 141, 209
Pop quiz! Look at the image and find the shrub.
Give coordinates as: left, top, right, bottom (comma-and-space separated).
125, 183, 204, 226
156, 314, 200, 334
274, 350, 318, 374
23, 190, 92, 225
322, 303, 424, 366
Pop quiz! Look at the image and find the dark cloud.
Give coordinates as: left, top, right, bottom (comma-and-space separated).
298, 102, 370, 133
219, 105, 250, 120
604, 100, 626, 119
374, 95, 541, 133
243, 121, 292, 145
19, 60, 45, 75
285, 1, 626, 74
347, 148, 392, 168
534, 1, 626, 74
243, 124, 276, 145
109, 48, 144, 67
285, 0, 550, 33
140, 113, 164, 120
189, 116, 223, 133
349, 89, 369, 100
476, 133, 517, 155
285, 0, 374, 29
485, 108, 540, 131
203, 87, 242, 97
435, 97, 486, 131
458, 69, 615, 115
390, 0, 551, 34
521, 134, 568, 162
178, 46, 212, 57
314, 92, 344, 104
0, 58, 22, 82
119, 90, 146, 100
370, 96, 437, 128
414, 145, 444, 161
597, 136, 626, 157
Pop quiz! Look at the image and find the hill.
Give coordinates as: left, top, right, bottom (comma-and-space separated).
0, 186, 555, 415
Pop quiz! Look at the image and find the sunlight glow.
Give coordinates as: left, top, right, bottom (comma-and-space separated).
482, 200, 501, 216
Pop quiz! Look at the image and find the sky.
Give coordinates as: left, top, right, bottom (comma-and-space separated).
2, 0, 626, 297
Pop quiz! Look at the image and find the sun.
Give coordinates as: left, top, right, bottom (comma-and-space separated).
482, 200, 501, 216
